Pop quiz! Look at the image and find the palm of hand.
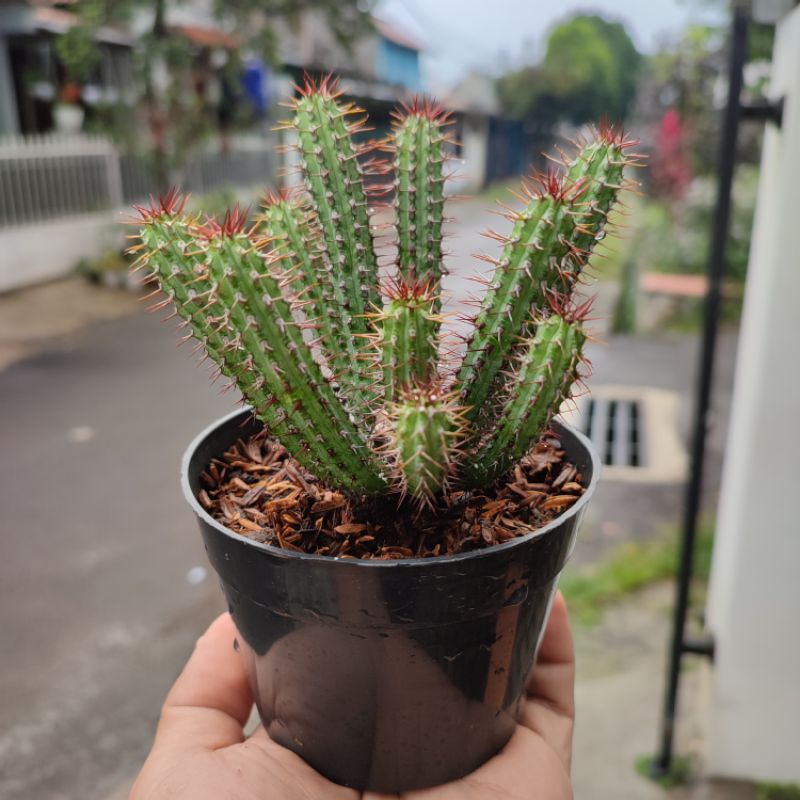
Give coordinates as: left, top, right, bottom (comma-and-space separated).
131, 595, 574, 800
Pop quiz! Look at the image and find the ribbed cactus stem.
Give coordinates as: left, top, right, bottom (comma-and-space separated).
565, 135, 629, 258
457, 134, 627, 425
388, 386, 464, 503
139, 212, 385, 493
392, 101, 450, 295
135, 100, 636, 509
291, 81, 380, 338
209, 236, 385, 492
258, 194, 338, 345
371, 279, 440, 404
462, 313, 586, 487
138, 218, 312, 462
257, 194, 376, 422
456, 188, 576, 424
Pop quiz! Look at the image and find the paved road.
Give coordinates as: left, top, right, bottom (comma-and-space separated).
0, 311, 232, 800
578, 329, 738, 564
0, 204, 739, 798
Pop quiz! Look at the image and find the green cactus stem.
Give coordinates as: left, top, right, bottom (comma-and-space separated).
565, 127, 633, 261
386, 385, 465, 504
391, 99, 451, 295
133, 84, 638, 511
257, 191, 376, 422
462, 307, 588, 487
368, 278, 441, 404
136, 203, 385, 493
288, 77, 381, 338
456, 133, 629, 428
136, 211, 314, 463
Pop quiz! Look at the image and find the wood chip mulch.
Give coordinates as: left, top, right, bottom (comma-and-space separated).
198, 430, 586, 560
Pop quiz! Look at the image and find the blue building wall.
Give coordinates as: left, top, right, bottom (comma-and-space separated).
376, 39, 421, 91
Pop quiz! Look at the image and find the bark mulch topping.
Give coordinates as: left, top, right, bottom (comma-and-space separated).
199, 430, 586, 559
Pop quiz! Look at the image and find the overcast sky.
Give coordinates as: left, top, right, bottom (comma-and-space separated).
377, 0, 725, 91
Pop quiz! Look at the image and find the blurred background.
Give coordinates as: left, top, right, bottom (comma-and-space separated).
0, 0, 798, 798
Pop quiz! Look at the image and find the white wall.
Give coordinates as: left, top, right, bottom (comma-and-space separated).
705, 6, 800, 783
458, 113, 489, 192
0, 214, 124, 293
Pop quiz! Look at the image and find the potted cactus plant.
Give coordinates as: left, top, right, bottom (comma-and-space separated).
132, 76, 636, 792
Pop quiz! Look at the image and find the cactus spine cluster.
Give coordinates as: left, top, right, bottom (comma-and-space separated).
133, 76, 637, 507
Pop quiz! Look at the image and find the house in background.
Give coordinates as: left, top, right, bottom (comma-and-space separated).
273, 11, 424, 137
0, 4, 434, 292
0, 3, 425, 139
373, 18, 422, 94
0, 0, 253, 139
0, 0, 135, 135
446, 71, 524, 191
0, 4, 519, 290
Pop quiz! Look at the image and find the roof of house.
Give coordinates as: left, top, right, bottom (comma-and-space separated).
29, 5, 133, 46
16, 3, 234, 50
373, 18, 423, 52
445, 72, 500, 116
172, 24, 238, 50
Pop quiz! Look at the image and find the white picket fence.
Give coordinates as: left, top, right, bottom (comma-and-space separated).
0, 131, 279, 291
0, 134, 120, 228
0, 132, 279, 229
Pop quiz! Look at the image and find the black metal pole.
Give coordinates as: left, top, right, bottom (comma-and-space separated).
652, 7, 749, 776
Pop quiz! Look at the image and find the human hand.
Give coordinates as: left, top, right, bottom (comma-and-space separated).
130, 593, 574, 799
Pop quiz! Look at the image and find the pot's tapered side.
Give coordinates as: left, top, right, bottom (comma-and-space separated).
183, 409, 599, 793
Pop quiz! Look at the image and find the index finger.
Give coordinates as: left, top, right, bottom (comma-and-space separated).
519, 591, 575, 767
154, 613, 254, 752
535, 591, 575, 673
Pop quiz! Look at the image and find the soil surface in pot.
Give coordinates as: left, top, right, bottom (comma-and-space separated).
198, 428, 586, 559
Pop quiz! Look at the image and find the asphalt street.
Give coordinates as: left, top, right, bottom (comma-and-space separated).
0, 201, 739, 798
0, 311, 232, 799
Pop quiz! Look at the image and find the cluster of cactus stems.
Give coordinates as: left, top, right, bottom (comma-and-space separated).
132, 75, 639, 508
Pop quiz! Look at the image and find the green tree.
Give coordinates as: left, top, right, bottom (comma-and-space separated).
497, 14, 641, 132
687, 0, 776, 59
54, 1, 104, 83
645, 8, 772, 177
646, 24, 724, 174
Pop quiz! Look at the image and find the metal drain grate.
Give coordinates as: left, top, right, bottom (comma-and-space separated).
583, 398, 643, 468
561, 386, 685, 483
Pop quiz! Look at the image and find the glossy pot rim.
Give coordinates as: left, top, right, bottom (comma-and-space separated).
181, 407, 601, 569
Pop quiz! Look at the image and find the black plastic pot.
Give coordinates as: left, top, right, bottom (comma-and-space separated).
182, 408, 599, 793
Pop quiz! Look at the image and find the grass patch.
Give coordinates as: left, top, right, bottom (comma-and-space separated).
662, 293, 744, 335
758, 784, 800, 800
476, 178, 522, 205
561, 519, 715, 626
635, 754, 693, 788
